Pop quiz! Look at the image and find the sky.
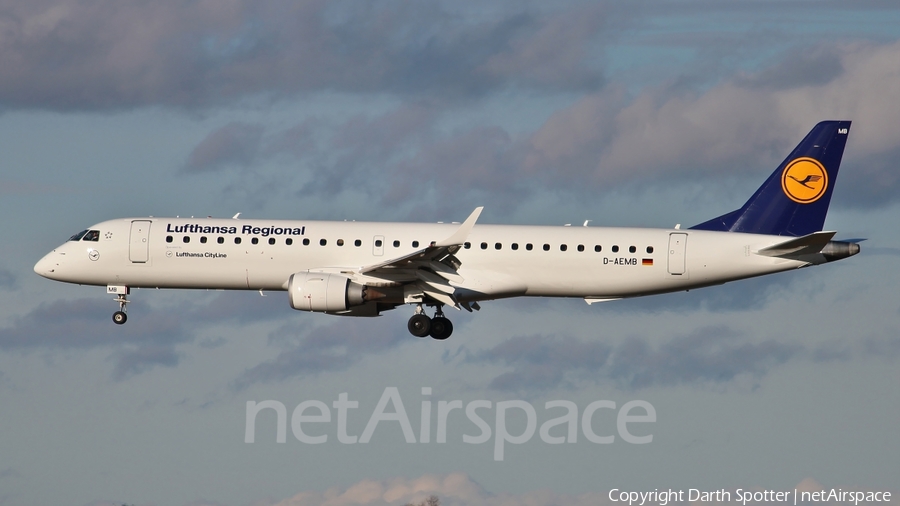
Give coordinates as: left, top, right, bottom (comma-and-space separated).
1, 1, 899, 505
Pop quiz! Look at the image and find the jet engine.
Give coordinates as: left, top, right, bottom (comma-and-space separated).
288, 272, 383, 312
821, 241, 861, 262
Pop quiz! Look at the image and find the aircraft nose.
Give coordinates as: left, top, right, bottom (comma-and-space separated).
34, 251, 60, 278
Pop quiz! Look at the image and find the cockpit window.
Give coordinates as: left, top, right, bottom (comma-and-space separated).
82, 230, 100, 242
68, 230, 88, 241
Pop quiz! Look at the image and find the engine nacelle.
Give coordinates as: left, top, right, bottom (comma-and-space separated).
821, 240, 860, 262
288, 272, 376, 312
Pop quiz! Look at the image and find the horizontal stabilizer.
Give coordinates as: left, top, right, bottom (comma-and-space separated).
756, 231, 836, 258
585, 297, 622, 305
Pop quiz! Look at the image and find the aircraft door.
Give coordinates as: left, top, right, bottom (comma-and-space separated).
373, 235, 384, 256
129, 220, 152, 263
667, 233, 687, 275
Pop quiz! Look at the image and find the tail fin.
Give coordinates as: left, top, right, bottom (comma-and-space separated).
691, 121, 851, 236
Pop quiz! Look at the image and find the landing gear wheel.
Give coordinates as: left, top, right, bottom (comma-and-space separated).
112, 289, 130, 325
430, 316, 453, 340
112, 311, 128, 325
408, 313, 432, 337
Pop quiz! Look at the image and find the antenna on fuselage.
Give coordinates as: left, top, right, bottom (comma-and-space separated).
232, 213, 241, 219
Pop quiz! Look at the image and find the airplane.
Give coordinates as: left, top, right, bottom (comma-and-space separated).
34, 121, 860, 340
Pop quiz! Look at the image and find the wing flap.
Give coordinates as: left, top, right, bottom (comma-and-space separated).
416, 270, 457, 294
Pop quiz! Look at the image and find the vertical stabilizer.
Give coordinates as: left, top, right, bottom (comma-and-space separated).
691, 121, 851, 236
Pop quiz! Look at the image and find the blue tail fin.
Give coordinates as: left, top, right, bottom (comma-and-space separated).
691, 121, 851, 236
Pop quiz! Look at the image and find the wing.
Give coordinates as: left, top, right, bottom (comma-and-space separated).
354, 207, 483, 308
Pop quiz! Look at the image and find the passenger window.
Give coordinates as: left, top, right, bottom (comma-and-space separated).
629, 246, 636, 253
412, 240, 419, 248
235, 237, 242, 245
375, 239, 382, 247
481, 242, 488, 250
82, 230, 100, 242
612, 245, 619, 253
320, 239, 327, 246
337, 239, 344, 246
217, 237, 224, 244
577, 244, 584, 252
355, 239, 362, 247
393, 240, 400, 247
286, 238, 293, 245
543, 244, 550, 251
303, 238, 310, 246
495, 243, 502, 250
646, 246, 654, 253
200, 237, 208, 244
526, 243, 533, 251
183, 236, 190, 244
511, 243, 518, 250
594, 245, 601, 252
560, 244, 567, 252
166, 236, 173, 243
464, 242, 471, 249
252, 237, 259, 245
269, 238, 276, 245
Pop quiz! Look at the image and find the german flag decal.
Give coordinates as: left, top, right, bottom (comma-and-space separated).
642, 258, 653, 266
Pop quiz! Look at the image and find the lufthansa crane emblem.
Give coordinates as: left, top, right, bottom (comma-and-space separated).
781, 157, 828, 204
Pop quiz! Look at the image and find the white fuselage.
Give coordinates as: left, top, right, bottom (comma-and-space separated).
34, 217, 812, 302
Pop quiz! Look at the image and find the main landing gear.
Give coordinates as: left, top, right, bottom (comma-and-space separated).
112, 292, 129, 325
407, 304, 453, 340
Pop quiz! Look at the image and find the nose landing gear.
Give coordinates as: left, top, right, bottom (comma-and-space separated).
407, 304, 454, 340
112, 292, 129, 325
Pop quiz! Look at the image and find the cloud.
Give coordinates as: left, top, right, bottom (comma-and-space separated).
467, 324, 900, 392
184, 122, 265, 172
736, 45, 846, 90
0, 298, 188, 350
0, 1, 610, 111
182, 39, 900, 215
520, 40, 900, 204
613, 273, 806, 314
0, 268, 15, 290
385, 125, 527, 207
269, 472, 609, 506
0, 467, 16, 481
469, 334, 611, 392
305, 103, 441, 195
477, 5, 607, 91
109, 345, 179, 380
467, 326, 800, 391
182, 101, 530, 217
605, 326, 800, 389
264, 473, 898, 506
232, 316, 408, 390
0, 291, 288, 380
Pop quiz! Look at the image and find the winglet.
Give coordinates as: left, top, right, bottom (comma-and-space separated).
434, 207, 483, 247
